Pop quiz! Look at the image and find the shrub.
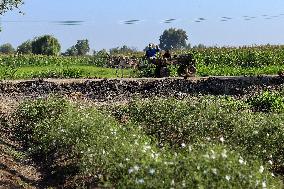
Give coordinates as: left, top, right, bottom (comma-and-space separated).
13, 97, 283, 188
27, 68, 85, 79
111, 97, 284, 175
13, 97, 69, 147
17, 40, 33, 54
31, 35, 61, 56
0, 43, 15, 54
247, 91, 284, 112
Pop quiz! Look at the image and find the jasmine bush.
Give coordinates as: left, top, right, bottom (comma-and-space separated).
13, 97, 283, 188
112, 96, 284, 175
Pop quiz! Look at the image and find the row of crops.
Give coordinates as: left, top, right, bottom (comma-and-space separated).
7, 93, 284, 188
0, 54, 107, 67
1, 45, 284, 67
0, 45, 284, 78
190, 45, 284, 67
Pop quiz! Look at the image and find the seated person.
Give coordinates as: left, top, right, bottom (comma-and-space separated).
163, 49, 172, 59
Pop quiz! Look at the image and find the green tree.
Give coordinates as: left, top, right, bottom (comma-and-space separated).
0, 0, 24, 31
192, 44, 206, 49
159, 28, 188, 50
17, 40, 32, 54
31, 35, 61, 56
75, 39, 90, 56
0, 43, 15, 54
109, 45, 137, 55
96, 49, 109, 57
64, 39, 90, 56
0, 0, 23, 15
63, 45, 78, 56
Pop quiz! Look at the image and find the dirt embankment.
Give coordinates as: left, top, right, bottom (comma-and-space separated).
0, 76, 283, 101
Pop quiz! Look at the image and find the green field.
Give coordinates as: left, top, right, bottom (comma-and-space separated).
1, 65, 135, 79
1, 45, 284, 79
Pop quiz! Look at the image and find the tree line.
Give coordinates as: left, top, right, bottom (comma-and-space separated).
0, 35, 92, 56
0, 28, 209, 56
1, 2, 207, 55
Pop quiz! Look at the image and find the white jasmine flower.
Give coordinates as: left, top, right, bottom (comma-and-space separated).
136, 179, 144, 184
259, 166, 264, 173
149, 168, 155, 175
221, 150, 227, 158
225, 175, 231, 181
133, 165, 140, 171
128, 168, 134, 174
239, 157, 244, 165
262, 181, 267, 188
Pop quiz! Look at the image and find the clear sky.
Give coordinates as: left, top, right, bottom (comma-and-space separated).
1, 0, 284, 52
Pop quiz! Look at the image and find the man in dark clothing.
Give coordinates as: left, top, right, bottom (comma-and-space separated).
163, 49, 172, 59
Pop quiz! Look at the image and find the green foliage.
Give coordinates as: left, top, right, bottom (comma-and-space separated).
2, 44, 284, 79
248, 91, 284, 112
159, 28, 188, 50
109, 45, 137, 55
192, 44, 207, 49
111, 97, 284, 175
75, 39, 90, 56
27, 67, 85, 79
31, 35, 61, 56
190, 45, 284, 68
0, 62, 18, 79
17, 40, 33, 54
64, 45, 78, 56
137, 60, 156, 77
13, 97, 282, 188
0, 43, 15, 54
0, 54, 107, 67
13, 97, 69, 146
64, 39, 90, 56
139, 45, 284, 77
0, 0, 23, 15
0, 65, 135, 80
0, 54, 123, 79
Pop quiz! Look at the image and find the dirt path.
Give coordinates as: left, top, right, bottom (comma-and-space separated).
0, 98, 41, 189
0, 133, 41, 189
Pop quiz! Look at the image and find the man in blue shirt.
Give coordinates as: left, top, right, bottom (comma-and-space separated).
145, 44, 160, 59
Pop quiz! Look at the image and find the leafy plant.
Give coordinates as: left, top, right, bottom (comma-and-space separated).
12, 97, 283, 188
247, 91, 284, 112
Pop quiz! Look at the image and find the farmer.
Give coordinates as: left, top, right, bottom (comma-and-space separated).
145, 43, 160, 59
163, 49, 172, 60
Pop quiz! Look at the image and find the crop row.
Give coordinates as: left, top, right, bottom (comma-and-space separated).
8, 93, 284, 188
1, 45, 284, 68
191, 45, 284, 67
0, 54, 107, 67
